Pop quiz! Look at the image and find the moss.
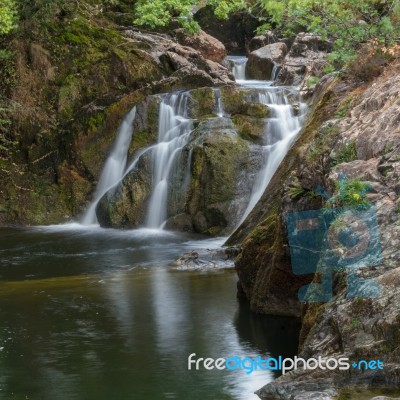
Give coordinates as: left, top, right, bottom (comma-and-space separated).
245, 103, 269, 118
335, 95, 353, 118
189, 87, 215, 118
220, 86, 270, 118
220, 86, 247, 115
299, 302, 325, 346
232, 114, 265, 143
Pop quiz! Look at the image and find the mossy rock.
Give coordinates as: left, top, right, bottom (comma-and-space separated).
186, 118, 250, 234
96, 154, 152, 228
232, 114, 266, 144
188, 87, 216, 119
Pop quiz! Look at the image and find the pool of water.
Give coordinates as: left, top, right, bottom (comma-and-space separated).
0, 226, 300, 400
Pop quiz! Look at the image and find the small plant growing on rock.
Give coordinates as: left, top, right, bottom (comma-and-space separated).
325, 177, 371, 209
332, 141, 357, 165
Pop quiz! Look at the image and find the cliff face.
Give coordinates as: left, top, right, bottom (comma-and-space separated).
229, 61, 400, 398
0, 1, 233, 225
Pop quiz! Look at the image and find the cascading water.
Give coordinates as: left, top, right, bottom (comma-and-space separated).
213, 88, 224, 117
226, 56, 247, 81
83, 55, 306, 232
225, 55, 307, 225
239, 89, 306, 224
146, 92, 193, 228
82, 106, 136, 225
82, 93, 193, 229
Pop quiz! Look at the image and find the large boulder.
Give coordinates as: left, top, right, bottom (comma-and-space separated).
173, 28, 227, 63
96, 154, 152, 228
276, 32, 332, 87
185, 117, 252, 235
246, 42, 288, 80
247, 31, 293, 53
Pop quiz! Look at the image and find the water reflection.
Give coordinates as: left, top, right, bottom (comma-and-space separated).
0, 228, 300, 400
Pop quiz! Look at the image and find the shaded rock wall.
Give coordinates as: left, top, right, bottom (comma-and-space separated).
229, 61, 400, 398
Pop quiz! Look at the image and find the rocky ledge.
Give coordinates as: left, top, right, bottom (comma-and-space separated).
229, 60, 400, 398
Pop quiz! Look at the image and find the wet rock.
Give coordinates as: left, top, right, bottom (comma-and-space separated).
96, 154, 152, 228
173, 28, 227, 63
187, 117, 252, 235
246, 42, 288, 80
170, 247, 236, 271
164, 213, 194, 232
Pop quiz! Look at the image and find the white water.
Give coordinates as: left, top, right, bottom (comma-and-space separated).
213, 88, 224, 117
146, 92, 193, 228
226, 56, 307, 225
226, 55, 247, 81
82, 106, 136, 225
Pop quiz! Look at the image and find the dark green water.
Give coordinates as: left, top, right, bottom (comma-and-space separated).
0, 225, 299, 400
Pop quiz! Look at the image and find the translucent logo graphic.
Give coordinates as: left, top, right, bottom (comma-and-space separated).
285, 179, 382, 302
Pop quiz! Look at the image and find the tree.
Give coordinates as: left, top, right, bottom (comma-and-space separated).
0, 0, 17, 35
258, 0, 400, 67
133, 0, 246, 33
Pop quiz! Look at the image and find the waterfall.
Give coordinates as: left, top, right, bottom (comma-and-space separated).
226, 56, 247, 81
146, 92, 193, 229
224, 55, 307, 226
239, 89, 307, 224
82, 56, 306, 232
82, 106, 136, 225
271, 64, 281, 80
213, 88, 224, 117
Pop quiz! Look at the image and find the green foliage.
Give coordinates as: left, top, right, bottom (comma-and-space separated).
325, 177, 371, 208
307, 75, 320, 87
258, 0, 400, 68
133, 0, 246, 32
332, 140, 357, 165
0, 0, 17, 35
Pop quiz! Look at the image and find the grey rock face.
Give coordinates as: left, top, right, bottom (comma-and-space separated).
246, 42, 288, 80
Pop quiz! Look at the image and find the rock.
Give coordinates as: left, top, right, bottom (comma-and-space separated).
248, 35, 272, 53
96, 154, 152, 228
246, 42, 288, 80
170, 247, 235, 271
230, 61, 400, 397
173, 28, 226, 63
164, 213, 194, 232
187, 117, 252, 235
194, 5, 261, 54
248, 31, 293, 53
276, 32, 332, 87
124, 30, 234, 88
